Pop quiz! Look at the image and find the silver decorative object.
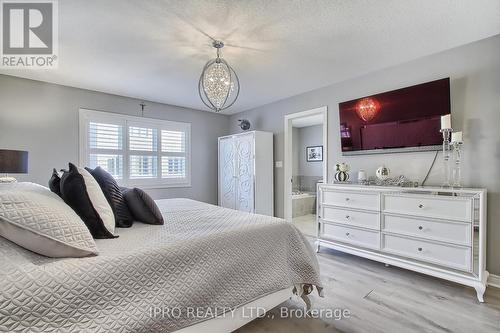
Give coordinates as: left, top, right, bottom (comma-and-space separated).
373, 175, 415, 187
376, 165, 390, 181
440, 128, 452, 187
198, 41, 240, 112
452, 141, 463, 188
238, 119, 251, 131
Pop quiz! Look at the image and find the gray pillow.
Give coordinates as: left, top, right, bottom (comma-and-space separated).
0, 182, 98, 258
122, 187, 164, 225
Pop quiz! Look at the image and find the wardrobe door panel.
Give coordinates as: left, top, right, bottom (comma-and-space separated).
219, 137, 236, 210
235, 133, 255, 213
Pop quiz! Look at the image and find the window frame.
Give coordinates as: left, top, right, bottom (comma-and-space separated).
79, 108, 191, 189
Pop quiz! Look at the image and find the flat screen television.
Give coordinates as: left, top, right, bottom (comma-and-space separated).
339, 78, 450, 155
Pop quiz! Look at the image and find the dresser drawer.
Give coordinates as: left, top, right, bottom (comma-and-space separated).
322, 190, 379, 211
383, 194, 472, 222
382, 215, 471, 246
322, 224, 380, 250
322, 207, 379, 230
382, 234, 472, 272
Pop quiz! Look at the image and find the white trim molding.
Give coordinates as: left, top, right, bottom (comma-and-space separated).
283, 106, 328, 222
488, 274, 500, 289
79, 108, 192, 189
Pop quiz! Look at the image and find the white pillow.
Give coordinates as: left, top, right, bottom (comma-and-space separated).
0, 182, 98, 257
77, 166, 115, 235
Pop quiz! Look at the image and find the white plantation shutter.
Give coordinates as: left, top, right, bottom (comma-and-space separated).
162, 156, 185, 178
89, 122, 123, 150
161, 131, 185, 153
128, 125, 158, 179
129, 155, 158, 179
129, 127, 158, 152
161, 130, 187, 179
89, 154, 124, 179
80, 109, 191, 187
87, 121, 124, 179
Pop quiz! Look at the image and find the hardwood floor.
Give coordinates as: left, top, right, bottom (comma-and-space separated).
237, 239, 500, 333
292, 214, 316, 237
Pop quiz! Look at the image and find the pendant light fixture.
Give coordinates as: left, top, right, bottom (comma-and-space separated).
198, 41, 240, 112
355, 97, 381, 123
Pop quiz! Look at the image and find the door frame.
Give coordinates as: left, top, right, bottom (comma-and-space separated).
283, 106, 328, 222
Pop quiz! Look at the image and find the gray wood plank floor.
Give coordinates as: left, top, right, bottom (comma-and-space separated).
237, 239, 500, 333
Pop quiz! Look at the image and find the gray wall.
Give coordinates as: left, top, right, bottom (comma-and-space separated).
229, 35, 500, 274
298, 125, 323, 177
293, 124, 324, 177
0, 75, 230, 204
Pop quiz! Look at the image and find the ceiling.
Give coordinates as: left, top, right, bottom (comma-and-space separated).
2, 0, 500, 114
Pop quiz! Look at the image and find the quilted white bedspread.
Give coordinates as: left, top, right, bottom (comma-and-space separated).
0, 198, 322, 332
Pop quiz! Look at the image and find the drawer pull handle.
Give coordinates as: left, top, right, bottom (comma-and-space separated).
345, 198, 350, 201
345, 215, 350, 219
345, 232, 350, 236
418, 204, 424, 209
418, 226, 423, 230
418, 247, 423, 252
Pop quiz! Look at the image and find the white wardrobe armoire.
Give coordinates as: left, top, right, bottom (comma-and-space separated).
218, 131, 273, 216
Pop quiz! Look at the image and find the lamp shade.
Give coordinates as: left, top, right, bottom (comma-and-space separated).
0, 150, 28, 173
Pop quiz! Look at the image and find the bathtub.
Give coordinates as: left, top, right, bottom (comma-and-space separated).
292, 191, 316, 199
292, 191, 316, 217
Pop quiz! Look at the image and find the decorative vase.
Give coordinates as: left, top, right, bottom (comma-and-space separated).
335, 171, 349, 182
334, 162, 350, 182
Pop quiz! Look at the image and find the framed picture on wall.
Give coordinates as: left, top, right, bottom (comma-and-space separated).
306, 146, 323, 162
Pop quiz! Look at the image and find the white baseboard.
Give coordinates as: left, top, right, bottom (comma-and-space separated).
488, 274, 500, 288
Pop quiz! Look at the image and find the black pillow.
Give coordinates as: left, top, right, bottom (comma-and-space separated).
85, 166, 133, 228
48, 168, 62, 197
122, 187, 164, 225
60, 163, 117, 239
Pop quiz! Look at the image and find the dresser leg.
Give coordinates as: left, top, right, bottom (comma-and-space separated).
315, 241, 320, 253
474, 285, 486, 303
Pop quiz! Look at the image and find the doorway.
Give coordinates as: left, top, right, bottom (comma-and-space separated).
284, 106, 327, 236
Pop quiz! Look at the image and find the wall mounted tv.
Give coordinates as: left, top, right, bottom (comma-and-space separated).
339, 78, 450, 155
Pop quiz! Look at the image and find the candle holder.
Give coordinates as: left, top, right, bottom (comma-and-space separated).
452, 141, 463, 188
440, 128, 452, 187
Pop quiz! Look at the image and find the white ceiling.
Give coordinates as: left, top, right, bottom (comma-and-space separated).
2, 0, 500, 114
292, 114, 324, 128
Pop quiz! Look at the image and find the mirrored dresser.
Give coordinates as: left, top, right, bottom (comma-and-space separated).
316, 183, 488, 302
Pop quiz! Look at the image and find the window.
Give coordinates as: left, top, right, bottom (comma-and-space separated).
79, 109, 191, 188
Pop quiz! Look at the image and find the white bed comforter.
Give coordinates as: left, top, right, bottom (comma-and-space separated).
0, 199, 322, 332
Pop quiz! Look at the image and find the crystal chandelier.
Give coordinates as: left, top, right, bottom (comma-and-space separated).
355, 97, 380, 122
198, 41, 240, 112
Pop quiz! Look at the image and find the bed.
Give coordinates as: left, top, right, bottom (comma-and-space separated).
0, 198, 323, 332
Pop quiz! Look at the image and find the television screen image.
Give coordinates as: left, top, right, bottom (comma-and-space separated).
338, 78, 451, 155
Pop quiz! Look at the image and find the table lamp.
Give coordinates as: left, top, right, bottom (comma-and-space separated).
0, 149, 28, 183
